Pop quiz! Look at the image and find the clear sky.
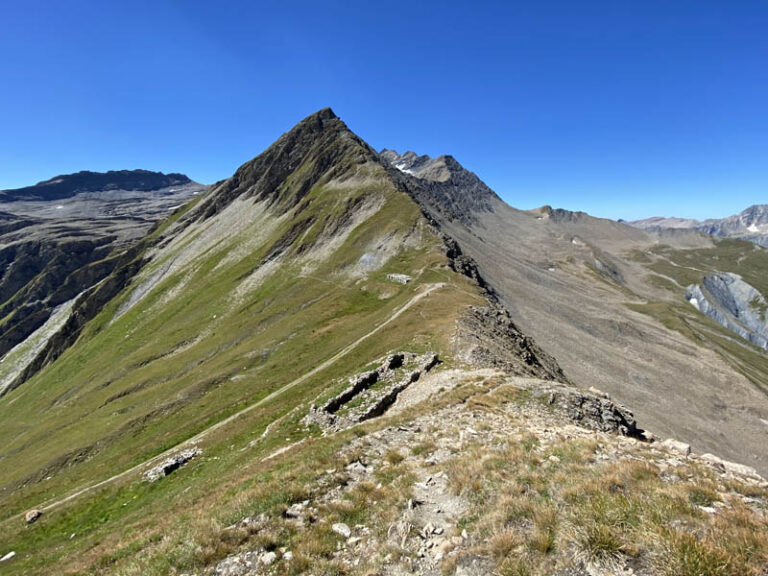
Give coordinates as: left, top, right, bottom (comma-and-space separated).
1, 1, 766, 220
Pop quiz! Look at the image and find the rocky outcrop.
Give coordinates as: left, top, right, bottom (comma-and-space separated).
359, 354, 439, 422
686, 273, 768, 349
322, 369, 381, 414
305, 352, 439, 431
455, 306, 567, 382
441, 236, 494, 296
526, 382, 645, 439
144, 447, 202, 482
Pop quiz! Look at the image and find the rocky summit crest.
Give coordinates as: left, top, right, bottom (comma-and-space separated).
196, 108, 378, 219
380, 148, 501, 225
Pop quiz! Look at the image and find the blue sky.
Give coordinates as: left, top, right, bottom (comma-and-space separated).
1, 1, 766, 220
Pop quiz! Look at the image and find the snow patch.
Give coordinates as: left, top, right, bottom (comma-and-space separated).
394, 162, 414, 175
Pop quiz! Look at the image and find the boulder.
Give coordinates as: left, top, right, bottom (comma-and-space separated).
332, 522, 352, 539
700, 453, 763, 480
660, 439, 692, 456
144, 447, 201, 482
386, 273, 411, 284
260, 551, 277, 566
25, 509, 42, 524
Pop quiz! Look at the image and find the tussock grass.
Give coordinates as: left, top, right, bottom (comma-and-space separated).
440, 385, 768, 576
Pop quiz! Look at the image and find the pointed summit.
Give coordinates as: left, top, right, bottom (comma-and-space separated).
380, 149, 501, 224
304, 106, 337, 121
196, 108, 376, 219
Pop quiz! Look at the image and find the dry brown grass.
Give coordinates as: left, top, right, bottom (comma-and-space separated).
439, 386, 768, 576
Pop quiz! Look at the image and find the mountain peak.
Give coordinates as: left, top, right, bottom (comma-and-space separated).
196, 108, 377, 218
291, 107, 342, 135
306, 106, 337, 121
379, 148, 501, 224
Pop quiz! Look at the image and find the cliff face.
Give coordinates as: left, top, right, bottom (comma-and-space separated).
0, 171, 205, 395
687, 273, 768, 350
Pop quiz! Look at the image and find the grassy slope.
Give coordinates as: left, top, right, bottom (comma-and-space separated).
0, 167, 484, 574
624, 238, 768, 395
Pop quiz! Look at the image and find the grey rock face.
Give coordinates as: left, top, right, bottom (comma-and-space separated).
455, 306, 567, 382
380, 149, 500, 225
527, 383, 645, 439
686, 273, 768, 349
304, 352, 440, 432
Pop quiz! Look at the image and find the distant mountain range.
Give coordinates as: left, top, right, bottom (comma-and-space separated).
628, 204, 768, 247
0, 170, 192, 202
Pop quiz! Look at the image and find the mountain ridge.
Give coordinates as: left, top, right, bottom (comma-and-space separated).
381, 144, 768, 478
630, 204, 768, 247
0, 109, 767, 575
0, 169, 193, 202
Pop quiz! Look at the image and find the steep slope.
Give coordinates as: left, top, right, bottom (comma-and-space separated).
381, 151, 768, 476
0, 110, 565, 574
0, 171, 205, 396
381, 149, 500, 225
631, 204, 768, 247
686, 273, 768, 350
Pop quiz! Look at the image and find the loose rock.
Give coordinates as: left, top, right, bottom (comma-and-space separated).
25, 509, 42, 524
332, 522, 352, 539
660, 438, 692, 456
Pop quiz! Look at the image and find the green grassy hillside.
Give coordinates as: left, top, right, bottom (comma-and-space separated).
0, 115, 486, 574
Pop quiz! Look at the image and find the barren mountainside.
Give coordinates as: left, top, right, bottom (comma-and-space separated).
379, 150, 768, 477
